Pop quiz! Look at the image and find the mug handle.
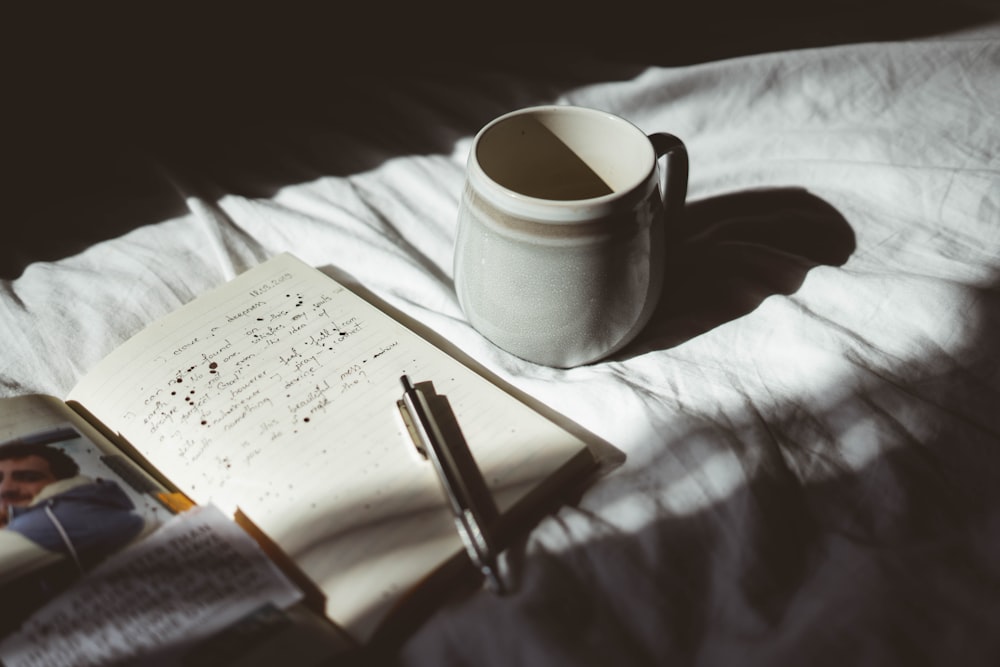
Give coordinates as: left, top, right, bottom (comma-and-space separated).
649, 133, 689, 229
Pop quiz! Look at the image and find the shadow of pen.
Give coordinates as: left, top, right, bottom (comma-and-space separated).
411, 380, 502, 534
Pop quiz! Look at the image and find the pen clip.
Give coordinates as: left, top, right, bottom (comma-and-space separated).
396, 397, 427, 459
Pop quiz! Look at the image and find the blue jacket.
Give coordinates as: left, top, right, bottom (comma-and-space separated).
7, 477, 145, 569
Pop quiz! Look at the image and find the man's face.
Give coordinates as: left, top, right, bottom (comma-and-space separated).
0, 455, 58, 517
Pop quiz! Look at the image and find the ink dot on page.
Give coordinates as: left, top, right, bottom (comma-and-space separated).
303, 417, 310, 423
209, 362, 218, 370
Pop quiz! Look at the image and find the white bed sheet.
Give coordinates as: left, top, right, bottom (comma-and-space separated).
3, 22, 999, 666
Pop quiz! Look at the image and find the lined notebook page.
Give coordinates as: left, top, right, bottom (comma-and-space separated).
67, 253, 589, 643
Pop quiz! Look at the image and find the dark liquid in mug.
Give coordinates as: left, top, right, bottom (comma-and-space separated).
480, 118, 614, 200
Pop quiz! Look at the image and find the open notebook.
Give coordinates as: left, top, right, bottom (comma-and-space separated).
32, 252, 601, 645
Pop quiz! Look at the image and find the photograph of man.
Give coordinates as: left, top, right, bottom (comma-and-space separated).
0, 439, 146, 569
0, 429, 155, 635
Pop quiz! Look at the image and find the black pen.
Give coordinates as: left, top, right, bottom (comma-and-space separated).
397, 375, 505, 593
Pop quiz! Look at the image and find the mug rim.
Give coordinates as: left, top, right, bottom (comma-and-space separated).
467, 104, 658, 224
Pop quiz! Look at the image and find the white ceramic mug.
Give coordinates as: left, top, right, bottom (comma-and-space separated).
454, 105, 688, 368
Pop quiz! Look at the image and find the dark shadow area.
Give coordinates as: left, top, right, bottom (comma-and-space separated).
4, 2, 993, 278
606, 0, 998, 65
622, 188, 856, 356
373, 275, 1000, 667
408, 379, 502, 530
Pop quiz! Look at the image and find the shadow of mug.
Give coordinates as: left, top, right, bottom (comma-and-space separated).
619, 187, 856, 356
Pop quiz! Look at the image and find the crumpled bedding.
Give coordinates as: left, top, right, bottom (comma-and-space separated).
3, 19, 1000, 666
